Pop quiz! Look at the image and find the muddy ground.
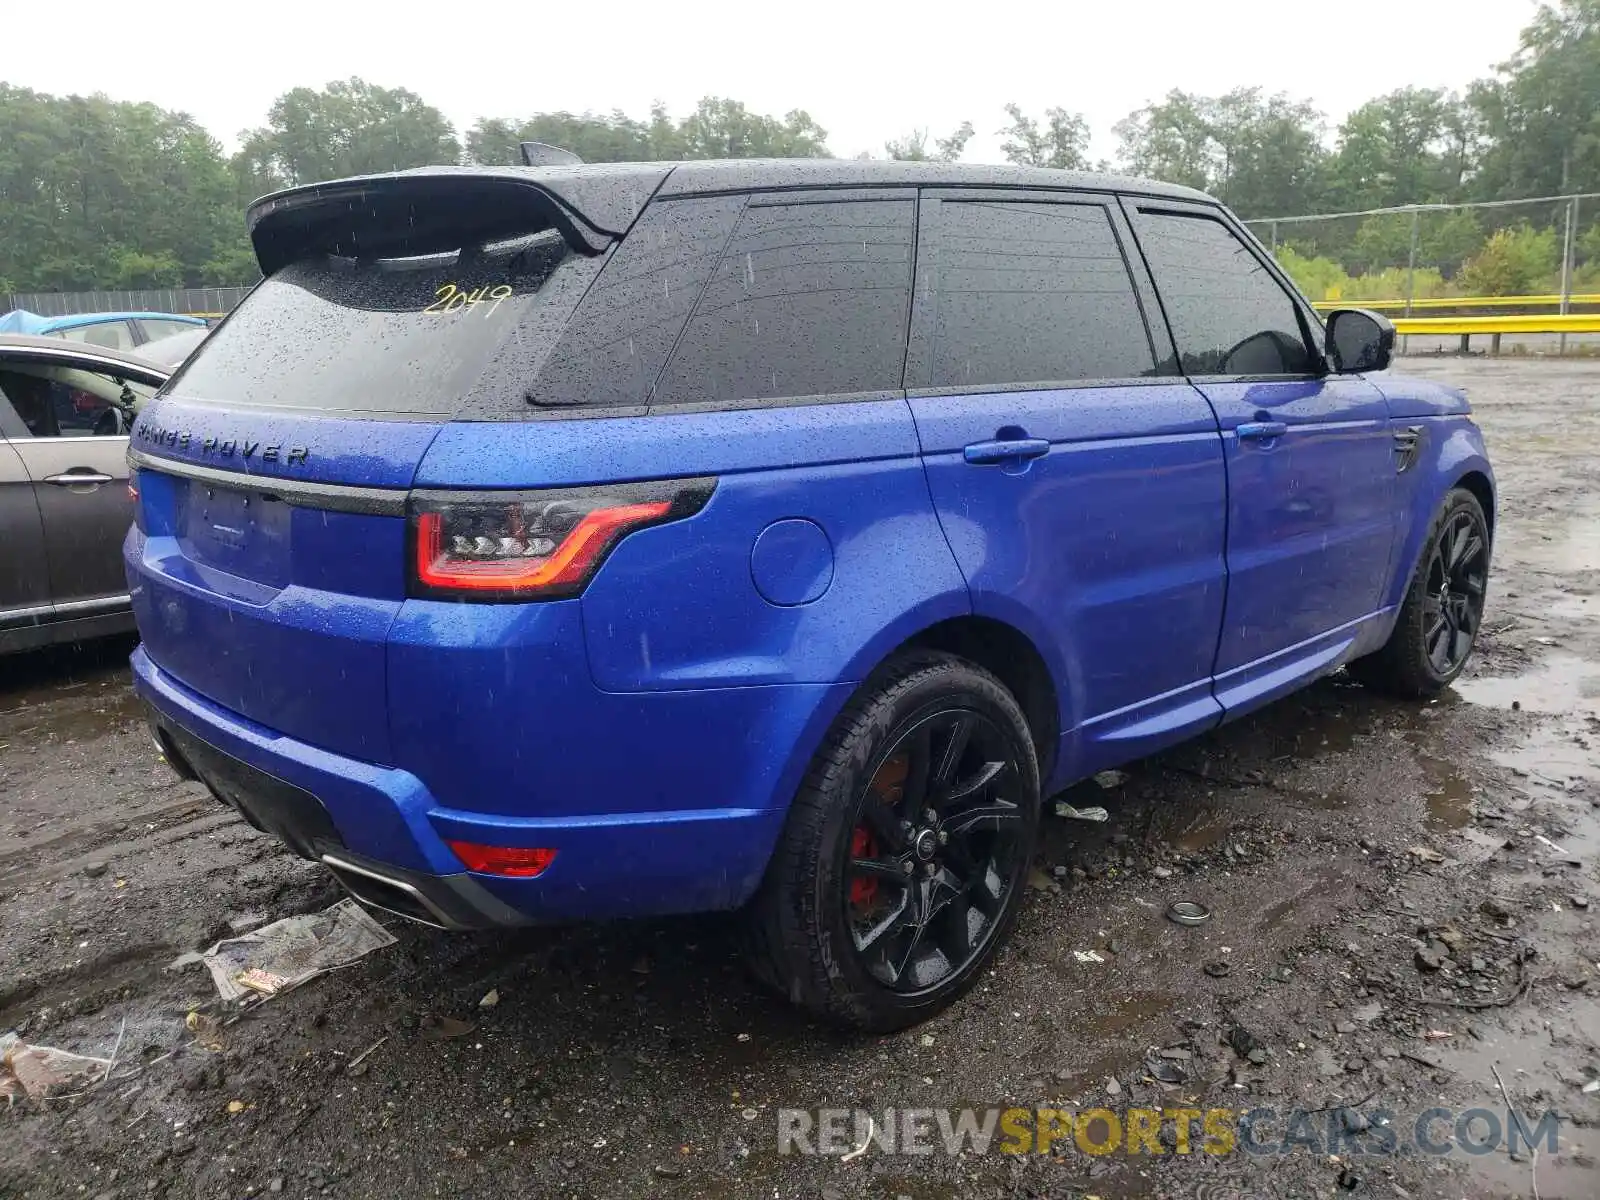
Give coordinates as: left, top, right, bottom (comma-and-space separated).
2, 356, 1598, 1200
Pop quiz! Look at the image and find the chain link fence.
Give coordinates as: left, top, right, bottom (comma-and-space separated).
1243, 192, 1600, 354
3, 287, 251, 319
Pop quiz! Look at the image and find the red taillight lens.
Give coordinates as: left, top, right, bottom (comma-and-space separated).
447, 841, 557, 878
407, 479, 713, 601
128, 468, 145, 532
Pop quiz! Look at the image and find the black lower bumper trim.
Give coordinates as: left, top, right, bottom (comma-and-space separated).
321, 850, 532, 931
145, 707, 533, 931
156, 717, 340, 860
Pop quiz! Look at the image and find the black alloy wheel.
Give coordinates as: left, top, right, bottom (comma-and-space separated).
1348, 487, 1491, 698
743, 652, 1040, 1030
1421, 507, 1489, 675
842, 708, 1026, 995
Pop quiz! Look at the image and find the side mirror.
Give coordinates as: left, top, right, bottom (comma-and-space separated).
1325, 308, 1395, 374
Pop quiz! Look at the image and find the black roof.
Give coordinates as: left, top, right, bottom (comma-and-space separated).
656, 158, 1213, 203
528, 158, 1214, 230
246, 160, 1215, 271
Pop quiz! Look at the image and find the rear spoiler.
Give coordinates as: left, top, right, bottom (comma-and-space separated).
246, 165, 671, 275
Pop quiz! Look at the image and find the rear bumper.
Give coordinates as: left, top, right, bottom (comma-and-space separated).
133, 646, 802, 924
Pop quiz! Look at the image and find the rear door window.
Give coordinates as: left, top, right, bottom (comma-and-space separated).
650, 197, 915, 408
1130, 208, 1315, 376
166, 231, 602, 419
919, 199, 1157, 388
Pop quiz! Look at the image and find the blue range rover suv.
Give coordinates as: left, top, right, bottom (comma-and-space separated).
125, 160, 1493, 1029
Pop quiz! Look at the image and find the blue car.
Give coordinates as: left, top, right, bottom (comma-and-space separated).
125, 161, 1493, 1029
0, 309, 207, 352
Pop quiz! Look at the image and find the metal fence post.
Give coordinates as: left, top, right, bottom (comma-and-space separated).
1404, 207, 1420, 355
1270, 221, 1278, 254
1559, 197, 1577, 356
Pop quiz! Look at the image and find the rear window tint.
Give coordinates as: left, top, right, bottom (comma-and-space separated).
166, 232, 599, 419
527, 195, 745, 411
650, 198, 914, 408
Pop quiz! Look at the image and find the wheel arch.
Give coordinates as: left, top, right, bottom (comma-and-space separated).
881, 615, 1061, 786
1454, 468, 1495, 541
1383, 425, 1494, 614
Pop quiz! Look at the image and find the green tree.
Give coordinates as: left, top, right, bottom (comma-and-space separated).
1274, 244, 1350, 301
0, 84, 250, 290
676, 97, 828, 159
998, 104, 1090, 169
1206, 89, 1327, 218
1349, 213, 1415, 273
1328, 88, 1475, 209
1421, 209, 1485, 276
467, 98, 826, 166
466, 110, 654, 165
885, 121, 974, 162
1581, 218, 1600, 263
1113, 89, 1325, 217
1471, 0, 1600, 199
236, 78, 460, 186
1459, 225, 1561, 293
1114, 91, 1214, 189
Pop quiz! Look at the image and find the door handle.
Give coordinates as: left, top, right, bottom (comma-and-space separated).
963, 438, 1050, 466
1236, 421, 1288, 442
43, 471, 114, 487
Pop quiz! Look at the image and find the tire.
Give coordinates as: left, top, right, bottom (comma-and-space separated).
743, 651, 1040, 1031
1348, 487, 1490, 699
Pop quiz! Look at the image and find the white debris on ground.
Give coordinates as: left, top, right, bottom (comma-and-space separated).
1, 1032, 114, 1102
200, 899, 396, 1003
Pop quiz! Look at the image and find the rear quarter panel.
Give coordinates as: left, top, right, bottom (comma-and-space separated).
416, 400, 972, 691
398, 399, 970, 823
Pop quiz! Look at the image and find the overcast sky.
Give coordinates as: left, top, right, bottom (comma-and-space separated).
11, 0, 1538, 162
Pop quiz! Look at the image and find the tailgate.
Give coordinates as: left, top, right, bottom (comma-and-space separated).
127, 403, 436, 763
125, 168, 618, 763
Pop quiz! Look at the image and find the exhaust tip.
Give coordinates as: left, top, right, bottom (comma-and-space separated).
150, 723, 198, 782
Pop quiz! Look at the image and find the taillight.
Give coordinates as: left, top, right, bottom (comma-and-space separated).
407, 478, 714, 601
447, 841, 557, 877
128, 468, 144, 532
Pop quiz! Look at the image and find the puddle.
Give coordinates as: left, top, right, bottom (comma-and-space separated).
1410, 736, 1478, 828
1555, 506, 1600, 573
0, 637, 141, 745
1071, 991, 1176, 1039
1515, 493, 1600, 574
0, 675, 143, 744
1434, 986, 1600, 1199
1495, 723, 1600, 791
1456, 654, 1600, 717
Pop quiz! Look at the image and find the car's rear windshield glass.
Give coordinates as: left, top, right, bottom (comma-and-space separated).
165, 231, 592, 419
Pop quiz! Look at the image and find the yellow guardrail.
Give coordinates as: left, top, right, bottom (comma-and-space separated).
1390, 313, 1600, 335
1313, 293, 1600, 312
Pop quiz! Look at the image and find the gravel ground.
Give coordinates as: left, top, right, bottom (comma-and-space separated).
2, 357, 1598, 1200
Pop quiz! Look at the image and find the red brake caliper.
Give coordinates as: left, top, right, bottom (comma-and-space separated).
849, 825, 879, 907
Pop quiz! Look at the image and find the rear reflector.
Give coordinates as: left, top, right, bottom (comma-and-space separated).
447, 841, 557, 878
407, 478, 714, 602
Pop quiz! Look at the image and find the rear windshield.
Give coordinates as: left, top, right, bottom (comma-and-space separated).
166, 231, 598, 419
